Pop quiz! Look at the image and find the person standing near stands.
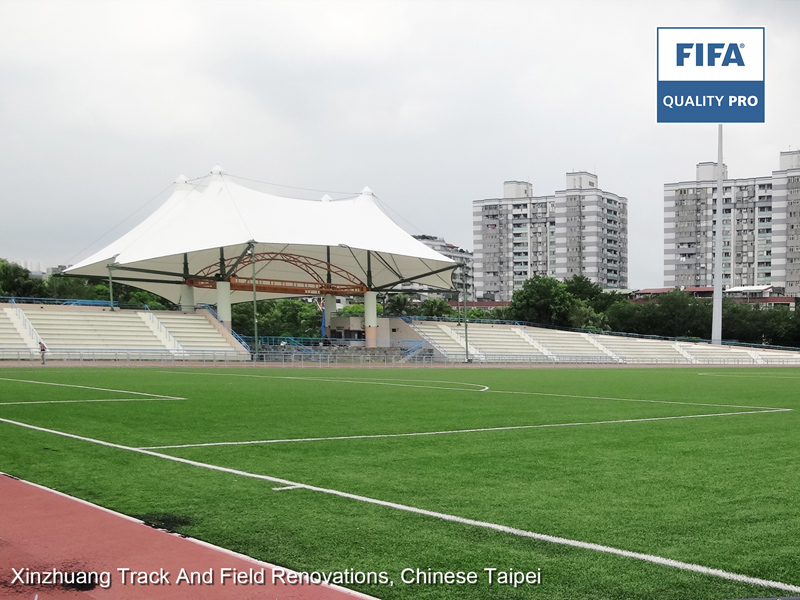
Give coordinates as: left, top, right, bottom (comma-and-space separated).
38, 340, 47, 365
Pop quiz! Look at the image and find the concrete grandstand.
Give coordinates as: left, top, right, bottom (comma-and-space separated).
406, 320, 800, 365
0, 303, 250, 362
3, 305, 800, 365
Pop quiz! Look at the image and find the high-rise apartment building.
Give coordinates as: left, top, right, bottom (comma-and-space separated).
664, 150, 800, 294
400, 235, 474, 301
473, 172, 628, 302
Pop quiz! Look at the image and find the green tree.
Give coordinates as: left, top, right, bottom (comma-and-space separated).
44, 275, 97, 300
231, 300, 275, 337
563, 274, 628, 313
605, 300, 643, 333
758, 305, 793, 346
487, 305, 514, 321
417, 297, 453, 317
231, 299, 323, 338
509, 275, 574, 326
124, 290, 172, 310
0, 259, 49, 298
655, 290, 711, 338
467, 307, 487, 320
721, 301, 764, 344
568, 299, 608, 330
563, 275, 601, 305
337, 303, 384, 318
260, 299, 322, 337
384, 293, 412, 315
605, 291, 711, 339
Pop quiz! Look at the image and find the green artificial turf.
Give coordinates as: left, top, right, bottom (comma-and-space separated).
0, 366, 798, 599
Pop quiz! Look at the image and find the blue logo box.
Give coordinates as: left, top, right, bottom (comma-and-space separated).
657, 81, 765, 123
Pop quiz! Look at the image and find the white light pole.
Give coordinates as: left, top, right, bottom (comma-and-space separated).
712, 125, 724, 344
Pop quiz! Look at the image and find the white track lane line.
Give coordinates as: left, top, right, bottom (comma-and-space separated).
1, 415, 799, 595
138, 408, 790, 450
0, 377, 183, 399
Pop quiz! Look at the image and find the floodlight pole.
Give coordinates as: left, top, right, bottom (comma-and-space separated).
462, 263, 471, 363
107, 265, 114, 312
251, 243, 259, 362
712, 124, 724, 344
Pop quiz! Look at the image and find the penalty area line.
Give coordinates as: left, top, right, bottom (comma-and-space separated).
0, 416, 798, 595
138, 408, 790, 450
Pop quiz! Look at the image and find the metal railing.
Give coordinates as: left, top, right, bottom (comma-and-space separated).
196, 303, 251, 353
249, 350, 437, 367
4, 343, 800, 367
141, 309, 183, 351
0, 347, 250, 365
0, 296, 148, 309
12, 302, 40, 344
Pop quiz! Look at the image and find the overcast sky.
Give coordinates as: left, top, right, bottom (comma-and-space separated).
2, 0, 799, 288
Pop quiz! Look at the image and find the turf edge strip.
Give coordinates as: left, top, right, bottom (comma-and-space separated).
2, 416, 799, 595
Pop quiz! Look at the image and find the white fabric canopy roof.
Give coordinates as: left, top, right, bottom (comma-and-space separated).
67, 168, 457, 304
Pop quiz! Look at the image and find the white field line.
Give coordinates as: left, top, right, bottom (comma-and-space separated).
699, 372, 800, 380
1, 415, 799, 595
138, 408, 791, 450
0, 377, 184, 400
0, 398, 185, 406
486, 389, 782, 410
154, 371, 780, 410
156, 371, 491, 392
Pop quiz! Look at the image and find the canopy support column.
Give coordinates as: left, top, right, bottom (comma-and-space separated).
180, 253, 195, 312
217, 281, 232, 328
324, 246, 335, 338
324, 294, 336, 337
364, 291, 378, 348
179, 286, 195, 312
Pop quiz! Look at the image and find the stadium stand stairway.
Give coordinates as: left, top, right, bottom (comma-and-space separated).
0, 306, 37, 357
410, 321, 614, 363
456, 325, 549, 362
152, 311, 249, 360
756, 348, 800, 364
410, 322, 473, 359
523, 327, 614, 363
679, 342, 763, 365
588, 334, 692, 365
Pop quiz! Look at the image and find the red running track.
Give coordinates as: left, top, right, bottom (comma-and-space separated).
0, 473, 378, 599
